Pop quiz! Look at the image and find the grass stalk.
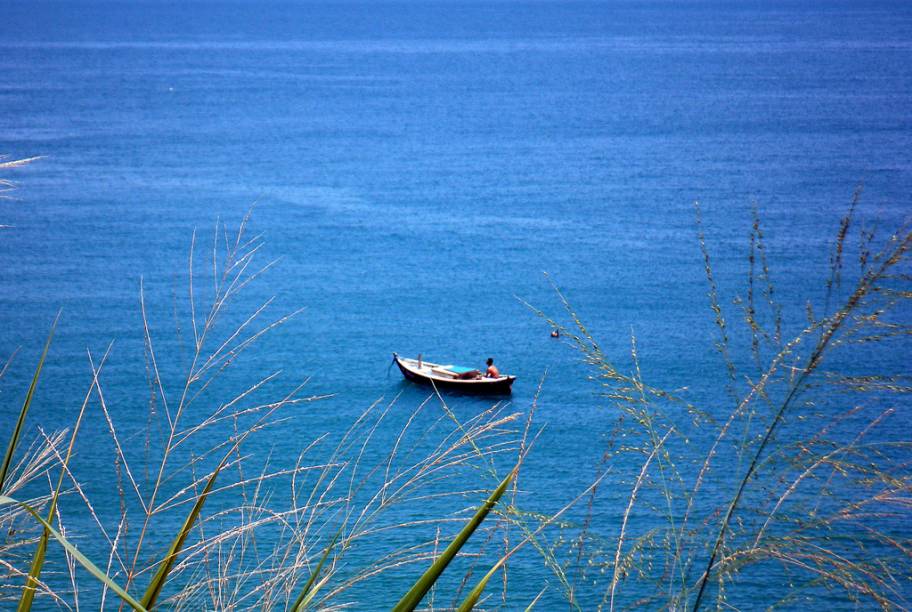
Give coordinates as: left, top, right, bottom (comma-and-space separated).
691, 226, 912, 610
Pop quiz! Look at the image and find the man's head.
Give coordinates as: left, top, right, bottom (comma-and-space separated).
486, 358, 493, 366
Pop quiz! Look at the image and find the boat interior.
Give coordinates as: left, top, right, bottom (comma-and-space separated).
399, 357, 494, 380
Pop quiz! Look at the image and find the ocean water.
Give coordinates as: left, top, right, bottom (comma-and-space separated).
1, 0, 911, 609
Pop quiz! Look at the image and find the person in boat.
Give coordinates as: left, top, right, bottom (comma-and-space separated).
485, 358, 500, 378
551, 329, 560, 338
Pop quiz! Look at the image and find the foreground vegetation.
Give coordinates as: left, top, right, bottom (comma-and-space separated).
529, 197, 912, 609
1, 188, 910, 609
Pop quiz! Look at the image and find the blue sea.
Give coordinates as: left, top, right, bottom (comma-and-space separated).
1, 0, 911, 609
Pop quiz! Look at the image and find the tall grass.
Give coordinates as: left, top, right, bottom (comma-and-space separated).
1, 193, 909, 609
527, 195, 912, 609
0, 214, 571, 610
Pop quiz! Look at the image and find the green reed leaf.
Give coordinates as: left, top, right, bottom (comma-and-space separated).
19, 357, 97, 612
392, 465, 517, 612
140, 456, 227, 609
18, 491, 55, 611
0, 312, 58, 493
0, 495, 145, 611
291, 525, 342, 611
456, 559, 500, 611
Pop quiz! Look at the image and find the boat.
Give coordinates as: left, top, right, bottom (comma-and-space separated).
392, 353, 515, 394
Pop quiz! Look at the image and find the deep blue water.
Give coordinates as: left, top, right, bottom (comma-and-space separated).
1, 0, 911, 609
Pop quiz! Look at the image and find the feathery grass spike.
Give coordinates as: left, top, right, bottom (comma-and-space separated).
140, 455, 227, 609
0, 495, 146, 611
0, 312, 58, 493
392, 465, 516, 612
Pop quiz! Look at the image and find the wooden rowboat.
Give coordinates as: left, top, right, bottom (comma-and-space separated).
392, 353, 515, 394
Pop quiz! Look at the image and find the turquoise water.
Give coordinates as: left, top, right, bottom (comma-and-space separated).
2, 0, 911, 608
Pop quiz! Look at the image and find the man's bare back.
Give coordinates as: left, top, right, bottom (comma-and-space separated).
485, 357, 500, 378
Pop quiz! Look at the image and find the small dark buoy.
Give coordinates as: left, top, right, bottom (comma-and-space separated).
550, 330, 560, 338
